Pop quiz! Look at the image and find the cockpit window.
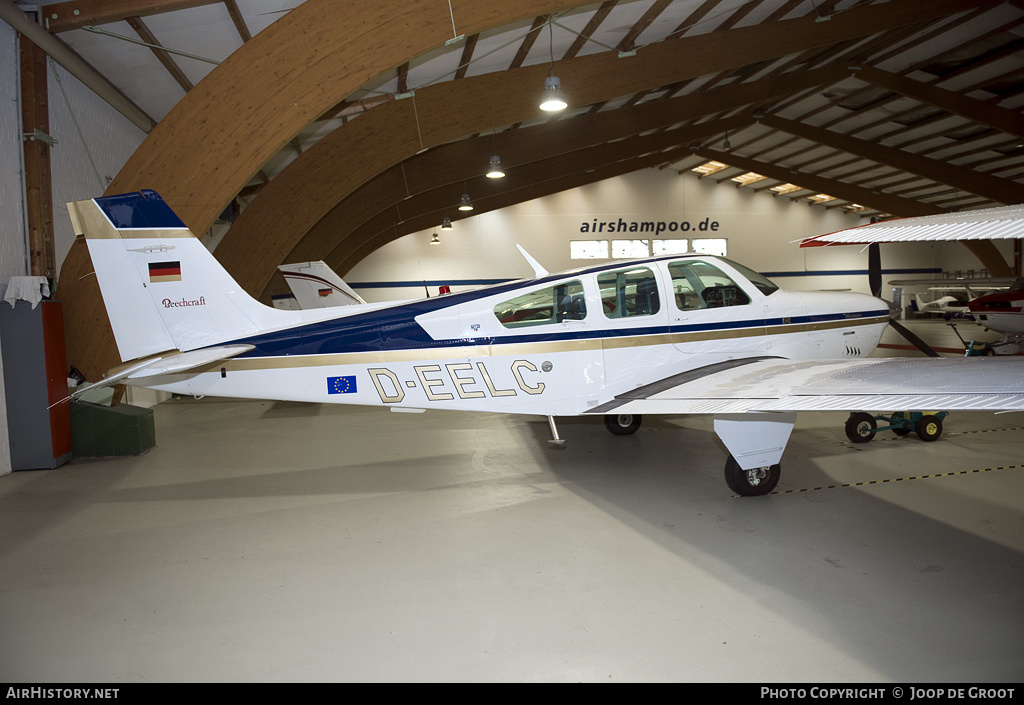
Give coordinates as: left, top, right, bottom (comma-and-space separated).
719, 258, 779, 296
493, 280, 586, 329
598, 267, 660, 319
669, 261, 752, 310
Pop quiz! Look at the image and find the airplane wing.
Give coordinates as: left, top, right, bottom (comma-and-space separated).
587, 357, 1024, 416
800, 204, 1024, 247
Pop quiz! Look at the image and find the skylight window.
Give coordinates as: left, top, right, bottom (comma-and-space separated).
691, 161, 726, 177
731, 172, 765, 186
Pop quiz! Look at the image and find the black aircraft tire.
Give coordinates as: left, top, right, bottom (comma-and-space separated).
724, 455, 780, 496
845, 412, 877, 443
604, 414, 642, 435
916, 415, 943, 442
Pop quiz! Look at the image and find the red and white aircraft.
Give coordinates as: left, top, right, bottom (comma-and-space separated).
69, 192, 1024, 496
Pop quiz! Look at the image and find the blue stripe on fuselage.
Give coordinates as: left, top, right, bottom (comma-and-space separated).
226, 295, 888, 358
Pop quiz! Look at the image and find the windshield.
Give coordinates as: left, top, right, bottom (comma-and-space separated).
720, 258, 779, 296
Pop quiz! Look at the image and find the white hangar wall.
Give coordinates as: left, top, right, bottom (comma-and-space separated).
0, 28, 145, 287
0, 22, 145, 476
346, 167, 993, 303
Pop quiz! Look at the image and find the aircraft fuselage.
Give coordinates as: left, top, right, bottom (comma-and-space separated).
145, 255, 890, 416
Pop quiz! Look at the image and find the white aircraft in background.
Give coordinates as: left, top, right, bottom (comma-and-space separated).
913, 291, 969, 317
273, 261, 366, 310
68, 191, 1024, 496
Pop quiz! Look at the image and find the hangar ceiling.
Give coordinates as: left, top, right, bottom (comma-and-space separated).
11, 0, 1024, 380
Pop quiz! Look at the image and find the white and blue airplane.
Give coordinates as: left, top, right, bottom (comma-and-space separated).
69, 190, 1024, 496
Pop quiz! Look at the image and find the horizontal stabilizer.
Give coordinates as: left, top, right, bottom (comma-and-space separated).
73, 344, 255, 398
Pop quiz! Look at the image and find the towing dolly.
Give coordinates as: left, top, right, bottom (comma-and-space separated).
844, 411, 948, 444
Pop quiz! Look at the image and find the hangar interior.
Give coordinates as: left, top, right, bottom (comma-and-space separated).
0, 0, 1023, 682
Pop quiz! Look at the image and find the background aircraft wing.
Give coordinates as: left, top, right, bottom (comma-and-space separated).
800, 204, 1024, 247
587, 357, 1024, 415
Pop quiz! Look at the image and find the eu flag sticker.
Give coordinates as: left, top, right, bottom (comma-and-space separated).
327, 375, 357, 395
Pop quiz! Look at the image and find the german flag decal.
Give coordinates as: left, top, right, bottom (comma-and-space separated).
318, 288, 332, 297
149, 261, 181, 283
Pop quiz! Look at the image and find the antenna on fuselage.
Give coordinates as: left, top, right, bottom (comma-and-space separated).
416, 259, 430, 298
516, 244, 548, 278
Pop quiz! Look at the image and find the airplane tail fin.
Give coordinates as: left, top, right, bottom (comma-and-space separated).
277, 261, 366, 309
69, 190, 291, 363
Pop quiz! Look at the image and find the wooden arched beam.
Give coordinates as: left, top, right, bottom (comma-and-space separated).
284, 65, 850, 269
333, 147, 696, 275
224, 0, 979, 301
325, 115, 758, 272
103, 0, 591, 223
57, 0, 593, 380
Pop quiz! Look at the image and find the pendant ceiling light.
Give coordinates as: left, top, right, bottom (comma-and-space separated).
539, 21, 566, 112
486, 154, 505, 178
458, 193, 474, 211
539, 76, 567, 112
441, 216, 453, 231
430, 232, 440, 245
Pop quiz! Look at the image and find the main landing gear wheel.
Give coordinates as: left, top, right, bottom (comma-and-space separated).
915, 414, 943, 442
845, 412, 877, 443
724, 455, 780, 496
604, 413, 642, 435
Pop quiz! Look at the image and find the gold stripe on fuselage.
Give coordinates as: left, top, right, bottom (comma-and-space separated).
211, 315, 888, 373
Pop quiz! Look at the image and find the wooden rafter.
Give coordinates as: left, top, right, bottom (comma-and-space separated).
126, 16, 193, 92
510, 15, 549, 69
562, 0, 615, 59
45, 0, 215, 32
616, 0, 673, 53
760, 115, 1024, 204
224, 0, 251, 43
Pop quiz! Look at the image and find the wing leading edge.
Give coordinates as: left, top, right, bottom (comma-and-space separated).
800, 204, 1024, 247
587, 357, 1024, 415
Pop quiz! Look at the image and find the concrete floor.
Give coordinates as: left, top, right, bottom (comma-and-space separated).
1, 321, 1022, 682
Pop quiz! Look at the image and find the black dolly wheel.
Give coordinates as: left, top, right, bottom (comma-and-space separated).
845, 412, 877, 444
915, 414, 943, 442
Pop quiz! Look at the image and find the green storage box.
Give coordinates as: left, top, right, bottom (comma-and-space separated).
70, 400, 156, 457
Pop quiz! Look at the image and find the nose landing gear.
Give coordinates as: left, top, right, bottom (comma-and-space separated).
724, 455, 780, 496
